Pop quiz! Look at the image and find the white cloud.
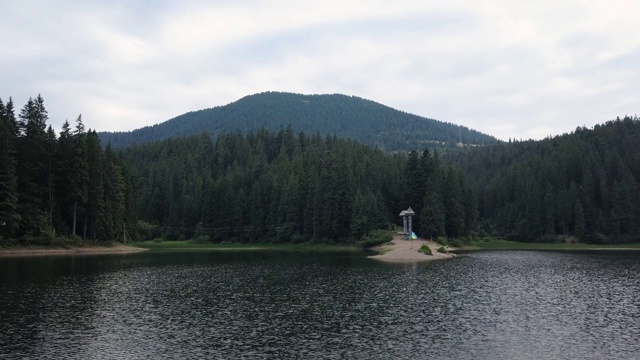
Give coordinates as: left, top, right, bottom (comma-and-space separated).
1, 0, 639, 140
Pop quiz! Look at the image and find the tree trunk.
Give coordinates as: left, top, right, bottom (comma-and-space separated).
72, 201, 77, 236
83, 214, 87, 239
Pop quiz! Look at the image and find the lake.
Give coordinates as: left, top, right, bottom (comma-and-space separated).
1, 250, 639, 359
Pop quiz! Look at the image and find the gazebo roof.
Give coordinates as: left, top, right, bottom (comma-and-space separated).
399, 207, 415, 216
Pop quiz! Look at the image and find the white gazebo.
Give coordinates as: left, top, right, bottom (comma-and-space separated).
399, 207, 415, 240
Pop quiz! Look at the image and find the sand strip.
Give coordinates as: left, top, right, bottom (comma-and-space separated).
369, 234, 457, 263
0, 245, 148, 257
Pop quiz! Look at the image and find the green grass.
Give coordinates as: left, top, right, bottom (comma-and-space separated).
463, 238, 640, 250
134, 240, 360, 252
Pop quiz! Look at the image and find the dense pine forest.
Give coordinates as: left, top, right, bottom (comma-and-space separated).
121, 127, 476, 244
0, 96, 134, 245
448, 116, 640, 243
99, 92, 497, 151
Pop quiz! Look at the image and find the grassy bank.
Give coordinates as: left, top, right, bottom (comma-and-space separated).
462, 239, 640, 250
134, 240, 361, 252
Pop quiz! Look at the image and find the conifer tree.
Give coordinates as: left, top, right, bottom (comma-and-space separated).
55, 120, 74, 233
0, 98, 20, 241
442, 167, 464, 239
86, 130, 104, 239
102, 145, 126, 241
16, 96, 49, 240
72, 116, 89, 237
574, 200, 586, 240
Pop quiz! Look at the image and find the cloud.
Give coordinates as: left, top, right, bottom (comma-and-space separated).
1, 0, 639, 141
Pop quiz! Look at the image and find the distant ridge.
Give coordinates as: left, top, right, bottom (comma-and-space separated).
99, 92, 497, 151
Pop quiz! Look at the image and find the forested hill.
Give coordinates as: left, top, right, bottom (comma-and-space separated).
1, 94, 476, 246
99, 92, 497, 151
448, 116, 640, 243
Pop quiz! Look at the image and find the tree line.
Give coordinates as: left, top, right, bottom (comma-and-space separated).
447, 116, 640, 243
0, 96, 134, 245
122, 126, 477, 243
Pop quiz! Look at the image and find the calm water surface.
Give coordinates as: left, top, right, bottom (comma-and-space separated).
1, 250, 639, 359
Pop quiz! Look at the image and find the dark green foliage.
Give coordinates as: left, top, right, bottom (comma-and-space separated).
449, 238, 463, 248
1, 95, 131, 244
404, 151, 425, 232
450, 116, 640, 243
122, 129, 406, 243
406, 149, 475, 240
0, 98, 20, 242
99, 92, 497, 151
574, 201, 586, 240
15, 96, 50, 240
86, 130, 104, 239
419, 244, 432, 255
355, 230, 393, 248
437, 246, 447, 253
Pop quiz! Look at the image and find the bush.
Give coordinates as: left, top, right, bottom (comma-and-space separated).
435, 237, 449, 246
136, 220, 160, 241
191, 235, 211, 244
290, 233, 305, 244
356, 230, 393, 248
449, 239, 463, 248
419, 244, 432, 255
437, 246, 447, 254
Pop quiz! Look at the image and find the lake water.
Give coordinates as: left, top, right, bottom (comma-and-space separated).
1, 250, 639, 359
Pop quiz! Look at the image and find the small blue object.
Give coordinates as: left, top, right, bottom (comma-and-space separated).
411, 232, 417, 240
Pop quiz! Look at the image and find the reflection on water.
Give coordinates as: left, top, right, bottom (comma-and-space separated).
1, 250, 639, 359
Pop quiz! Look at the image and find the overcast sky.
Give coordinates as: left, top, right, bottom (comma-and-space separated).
2, 1, 638, 140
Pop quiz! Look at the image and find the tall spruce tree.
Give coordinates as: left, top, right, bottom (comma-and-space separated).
55, 120, 74, 234
70, 115, 89, 237
0, 98, 20, 241
102, 145, 126, 241
86, 130, 104, 240
16, 96, 49, 240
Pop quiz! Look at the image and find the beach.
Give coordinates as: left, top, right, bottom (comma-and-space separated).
369, 234, 457, 263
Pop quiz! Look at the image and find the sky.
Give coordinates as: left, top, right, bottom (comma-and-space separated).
1, 0, 639, 141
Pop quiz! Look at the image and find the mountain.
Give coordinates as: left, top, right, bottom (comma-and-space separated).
99, 92, 497, 151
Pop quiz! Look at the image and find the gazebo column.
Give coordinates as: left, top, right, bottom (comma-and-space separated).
403, 216, 408, 238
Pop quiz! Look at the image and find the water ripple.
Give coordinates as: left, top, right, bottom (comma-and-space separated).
1, 250, 639, 359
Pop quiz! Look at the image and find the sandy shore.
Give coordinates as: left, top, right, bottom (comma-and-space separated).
0, 245, 148, 257
369, 234, 457, 263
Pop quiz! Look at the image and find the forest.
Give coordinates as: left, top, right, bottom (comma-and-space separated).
2, 93, 639, 246
121, 127, 476, 244
449, 116, 640, 243
99, 92, 497, 152
0, 96, 134, 245
0, 95, 475, 246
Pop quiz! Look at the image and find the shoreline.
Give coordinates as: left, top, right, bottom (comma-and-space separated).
368, 234, 457, 263
0, 245, 148, 257
134, 240, 361, 252
461, 239, 640, 251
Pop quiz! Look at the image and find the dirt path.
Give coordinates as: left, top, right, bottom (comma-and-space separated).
369, 234, 457, 263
